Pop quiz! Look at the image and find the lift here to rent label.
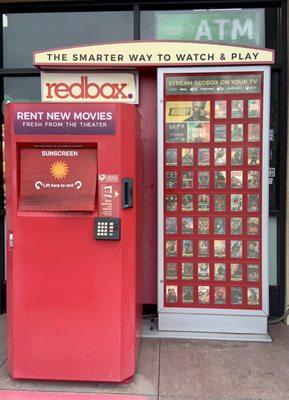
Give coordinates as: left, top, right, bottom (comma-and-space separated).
13, 103, 116, 135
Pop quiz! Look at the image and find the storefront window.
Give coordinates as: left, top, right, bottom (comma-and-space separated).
269, 217, 277, 286
3, 11, 133, 68
0, 2, 285, 318
141, 9, 265, 46
269, 71, 280, 211
3, 77, 41, 105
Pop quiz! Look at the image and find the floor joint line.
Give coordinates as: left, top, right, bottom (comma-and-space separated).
0, 358, 7, 368
157, 338, 161, 400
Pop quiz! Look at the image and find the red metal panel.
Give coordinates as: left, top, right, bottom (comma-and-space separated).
143, 139, 157, 188
137, 71, 157, 141
142, 188, 157, 304
137, 71, 158, 304
5, 103, 142, 382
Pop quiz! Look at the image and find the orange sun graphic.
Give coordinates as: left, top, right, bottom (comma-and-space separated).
50, 160, 69, 180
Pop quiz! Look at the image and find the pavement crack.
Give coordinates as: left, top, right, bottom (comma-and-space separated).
0, 358, 7, 368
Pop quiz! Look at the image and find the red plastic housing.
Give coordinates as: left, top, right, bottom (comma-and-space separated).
5, 103, 142, 382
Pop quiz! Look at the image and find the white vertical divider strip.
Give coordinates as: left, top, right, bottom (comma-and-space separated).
157, 68, 165, 312
262, 66, 270, 315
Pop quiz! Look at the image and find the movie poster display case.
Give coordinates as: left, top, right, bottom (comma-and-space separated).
157, 66, 270, 337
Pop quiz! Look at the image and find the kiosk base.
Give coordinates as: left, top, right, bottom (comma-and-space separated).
142, 318, 271, 342
158, 311, 268, 335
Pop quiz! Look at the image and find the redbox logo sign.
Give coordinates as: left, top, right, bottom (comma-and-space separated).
41, 72, 139, 104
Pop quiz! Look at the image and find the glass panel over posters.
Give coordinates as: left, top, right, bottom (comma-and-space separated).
156, 9, 265, 47
163, 71, 264, 310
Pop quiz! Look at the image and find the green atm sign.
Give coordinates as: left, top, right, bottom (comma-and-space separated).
156, 9, 264, 47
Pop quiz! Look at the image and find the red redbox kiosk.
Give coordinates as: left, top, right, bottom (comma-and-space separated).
4, 102, 142, 382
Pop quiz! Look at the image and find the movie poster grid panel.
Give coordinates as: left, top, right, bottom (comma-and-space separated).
164, 92, 262, 309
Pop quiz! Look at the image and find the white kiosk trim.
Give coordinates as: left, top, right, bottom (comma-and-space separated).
157, 66, 270, 340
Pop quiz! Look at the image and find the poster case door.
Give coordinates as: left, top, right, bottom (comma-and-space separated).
157, 66, 270, 336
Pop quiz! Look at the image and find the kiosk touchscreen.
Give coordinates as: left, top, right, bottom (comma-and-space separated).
5, 102, 142, 382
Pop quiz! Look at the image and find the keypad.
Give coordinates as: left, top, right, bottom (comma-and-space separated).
94, 218, 120, 240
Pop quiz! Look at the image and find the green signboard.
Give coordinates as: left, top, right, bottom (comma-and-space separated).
156, 9, 264, 47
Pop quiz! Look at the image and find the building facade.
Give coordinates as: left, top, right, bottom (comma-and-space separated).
0, 0, 287, 321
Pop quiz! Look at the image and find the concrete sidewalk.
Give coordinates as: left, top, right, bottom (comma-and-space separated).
1, 314, 289, 400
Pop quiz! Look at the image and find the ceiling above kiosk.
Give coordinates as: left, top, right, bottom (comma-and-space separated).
33, 41, 275, 69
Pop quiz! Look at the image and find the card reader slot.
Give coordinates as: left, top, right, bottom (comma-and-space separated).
122, 178, 133, 209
